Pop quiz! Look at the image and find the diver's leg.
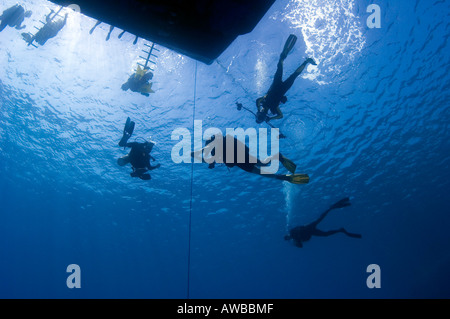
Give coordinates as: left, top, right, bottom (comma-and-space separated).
252, 166, 284, 180
117, 154, 130, 166
281, 58, 316, 94
313, 228, 362, 239
259, 152, 279, 164
311, 228, 343, 237
341, 228, 362, 238
282, 71, 301, 94
259, 153, 296, 174
133, 36, 138, 45
308, 208, 333, 228
273, 60, 283, 85
281, 61, 308, 94
0, 21, 6, 32
106, 25, 114, 41
148, 163, 161, 170
118, 30, 125, 39
89, 20, 101, 34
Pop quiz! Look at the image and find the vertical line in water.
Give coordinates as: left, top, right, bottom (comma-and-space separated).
187, 61, 198, 299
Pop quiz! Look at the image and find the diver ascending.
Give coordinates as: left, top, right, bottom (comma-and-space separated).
117, 117, 160, 180
22, 9, 67, 46
191, 134, 309, 185
121, 65, 154, 96
0, 4, 32, 32
284, 197, 362, 248
255, 34, 317, 124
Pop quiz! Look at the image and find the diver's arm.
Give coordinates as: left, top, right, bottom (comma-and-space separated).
267, 107, 283, 121
146, 156, 160, 170
123, 141, 139, 148
294, 240, 303, 248
256, 97, 263, 112
46, 10, 53, 23
148, 163, 160, 170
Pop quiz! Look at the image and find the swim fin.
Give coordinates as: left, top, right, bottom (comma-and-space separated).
140, 83, 155, 94
124, 117, 135, 136
330, 197, 351, 210
287, 174, 310, 184
280, 154, 297, 174
280, 34, 297, 60
119, 117, 135, 147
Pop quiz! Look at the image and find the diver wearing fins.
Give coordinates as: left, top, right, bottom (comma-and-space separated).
191, 135, 309, 185
256, 34, 317, 124
117, 117, 160, 180
285, 197, 362, 248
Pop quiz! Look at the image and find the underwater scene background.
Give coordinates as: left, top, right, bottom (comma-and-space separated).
0, 0, 449, 298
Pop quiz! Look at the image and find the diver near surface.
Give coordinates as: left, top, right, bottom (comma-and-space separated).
22, 9, 68, 46
284, 197, 362, 248
0, 4, 32, 32
117, 117, 160, 180
191, 134, 309, 185
121, 65, 155, 96
255, 34, 317, 124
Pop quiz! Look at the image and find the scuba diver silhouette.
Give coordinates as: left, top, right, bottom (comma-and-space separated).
191, 134, 309, 185
285, 197, 362, 248
255, 34, 317, 124
117, 117, 160, 180
121, 65, 154, 96
0, 4, 32, 32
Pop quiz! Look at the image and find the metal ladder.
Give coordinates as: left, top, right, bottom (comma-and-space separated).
137, 42, 159, 71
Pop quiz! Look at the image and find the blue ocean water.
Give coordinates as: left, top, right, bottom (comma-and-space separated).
0, 0, 449, 299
